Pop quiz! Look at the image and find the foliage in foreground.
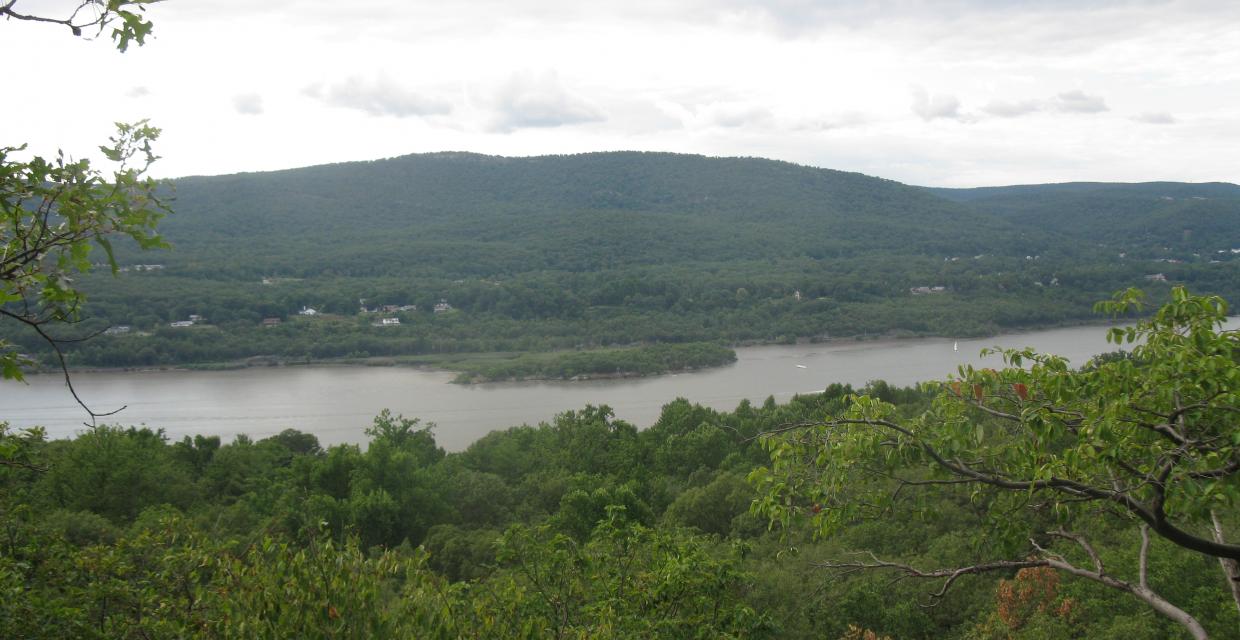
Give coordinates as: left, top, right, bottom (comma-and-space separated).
2, 291, 1239, 638
752, 287, 1240, 638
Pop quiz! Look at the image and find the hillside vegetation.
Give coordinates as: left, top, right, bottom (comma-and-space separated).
4, 153, 1237, 370
928, 181, 1240, 252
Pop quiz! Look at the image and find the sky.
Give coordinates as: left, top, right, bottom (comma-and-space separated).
4, 0, 1239, 186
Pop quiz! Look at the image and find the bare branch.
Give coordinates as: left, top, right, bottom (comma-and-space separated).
1137, 525, 1150, 589
813, 552, 1046, 605
0, 307, 126, 425
1, 1, 102, 36
1211, 511, 1240, 614
1031, 529, 1208, 640
1048, 528, 1104, 575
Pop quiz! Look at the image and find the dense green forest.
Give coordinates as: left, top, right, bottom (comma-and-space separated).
929, 182, 1240, 254
2, 398, 1235, 638
4, 373, 1237, 637
3, 153, 1237, 372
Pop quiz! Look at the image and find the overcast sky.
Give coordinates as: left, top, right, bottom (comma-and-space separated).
5, 0, 1238, 186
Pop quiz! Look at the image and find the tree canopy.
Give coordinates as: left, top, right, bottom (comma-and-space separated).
752, 286, 1240, 637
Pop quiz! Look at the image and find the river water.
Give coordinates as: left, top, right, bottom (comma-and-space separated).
4, 320, 1235, 451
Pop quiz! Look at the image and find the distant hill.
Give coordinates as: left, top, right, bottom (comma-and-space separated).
926, 182, 1240, 252
158, 152, 1057, 279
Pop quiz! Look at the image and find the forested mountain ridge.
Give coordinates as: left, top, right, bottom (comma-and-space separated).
926, 181, 1240, 252
159, 151, 1051, 278
6, 152, 1238, 370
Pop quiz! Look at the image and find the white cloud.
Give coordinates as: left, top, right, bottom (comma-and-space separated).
233, 93, 264, 115
702, 103, 774, 129
911, 87, 969, 122
486, 71, 604, 133
304, 77, 452, 118
1134, 111, 1176, 124
1052, 90, 1109, 114
982, 99, 1042, 118
7, 0, 1238, 185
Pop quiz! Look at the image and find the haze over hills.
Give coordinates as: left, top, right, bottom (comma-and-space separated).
15, 152, 1238, 369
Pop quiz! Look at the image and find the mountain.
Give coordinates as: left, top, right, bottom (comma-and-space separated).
24, 152, 1237, 368
926, 182, 1240, 252
157, 152, 1058, 279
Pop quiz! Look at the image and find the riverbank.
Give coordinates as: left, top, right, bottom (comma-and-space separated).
50, 342, 739, 384
34, 313, 1144, 382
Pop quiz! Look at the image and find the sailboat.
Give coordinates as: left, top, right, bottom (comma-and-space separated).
953, 341, 958, 352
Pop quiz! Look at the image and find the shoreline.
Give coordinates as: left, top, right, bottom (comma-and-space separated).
29, 315, 1143, 382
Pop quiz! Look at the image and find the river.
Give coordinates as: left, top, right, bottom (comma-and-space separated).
4, 320, 1236, 451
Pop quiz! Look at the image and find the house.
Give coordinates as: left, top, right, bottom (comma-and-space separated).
188, 314, 203, 322
910, 286, 947, 295
298, 306, 318, 316
1145, 273, 1168, 282
261, 317, 282, 327
399, 305, 417, 312
104, 325, 131, 335
377, 317, 401, 326
170, 320, 194, 328
382, 305, 400, 313
433, 301, 454, 313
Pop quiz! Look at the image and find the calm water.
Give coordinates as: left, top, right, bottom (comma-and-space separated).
5, 320, 1235, 451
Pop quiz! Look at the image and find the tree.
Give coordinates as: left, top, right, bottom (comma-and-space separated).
751, 287, 1240, 638
462, 508, 775, 638
1, 0, 167, 422
1, 1, 156, 51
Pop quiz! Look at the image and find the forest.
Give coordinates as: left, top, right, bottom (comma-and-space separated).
2, 289, 1238, 638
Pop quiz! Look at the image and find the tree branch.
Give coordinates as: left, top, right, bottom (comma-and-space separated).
813, 552, 1046, 605
0, 307, 125, 425
819, 530, 1207, 639
1211, 511, 1240, 614
800, 417, 1240, 560
0, 457, 48, 472
1032, 528, 1207, 640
